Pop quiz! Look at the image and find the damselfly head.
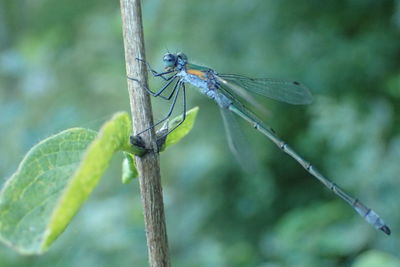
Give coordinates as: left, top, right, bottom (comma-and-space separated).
163, 52, 188, 70
163, 53, 177, 70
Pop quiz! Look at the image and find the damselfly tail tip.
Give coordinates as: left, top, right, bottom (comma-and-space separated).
380, 225, 391, 235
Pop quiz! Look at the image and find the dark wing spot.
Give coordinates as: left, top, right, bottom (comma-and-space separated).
293, 81, 300, 85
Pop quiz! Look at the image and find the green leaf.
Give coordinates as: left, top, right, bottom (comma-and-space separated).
121, 152, 138, 184
0, 128, 96, 254
43, 112, 131, 250
160, 106, 199, 151
353, 250, 400, 267
0, 112, 132, 254
0, 106, 198, 254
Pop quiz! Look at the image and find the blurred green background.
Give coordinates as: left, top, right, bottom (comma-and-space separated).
1, 0, 400, 266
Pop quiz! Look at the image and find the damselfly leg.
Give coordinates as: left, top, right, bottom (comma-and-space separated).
127, 59, 187, 146
136, 58, 176, 81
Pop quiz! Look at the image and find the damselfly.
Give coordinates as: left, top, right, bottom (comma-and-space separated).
128, 52, 390, 235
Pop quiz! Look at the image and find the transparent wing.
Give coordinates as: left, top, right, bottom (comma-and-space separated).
217, 74, 313, 105
220, 107, 257, 172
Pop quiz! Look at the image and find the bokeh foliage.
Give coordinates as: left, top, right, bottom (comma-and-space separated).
1, 0, 399, 266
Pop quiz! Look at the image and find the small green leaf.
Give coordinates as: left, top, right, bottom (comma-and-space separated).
0, 112, 132, 254
160, 106, 199, 151
122, 152, 138, 184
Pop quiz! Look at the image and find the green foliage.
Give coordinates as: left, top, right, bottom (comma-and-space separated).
353, 250, 400, 267
0, 112, 130, 254
0, 128, 97, 254
41, 112, 132, 252
0, 109, 198, 254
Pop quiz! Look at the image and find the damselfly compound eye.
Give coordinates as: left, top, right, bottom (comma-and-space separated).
163, 53, 177, 69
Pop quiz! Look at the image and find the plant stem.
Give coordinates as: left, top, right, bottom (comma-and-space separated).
119, 0, 170, 266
